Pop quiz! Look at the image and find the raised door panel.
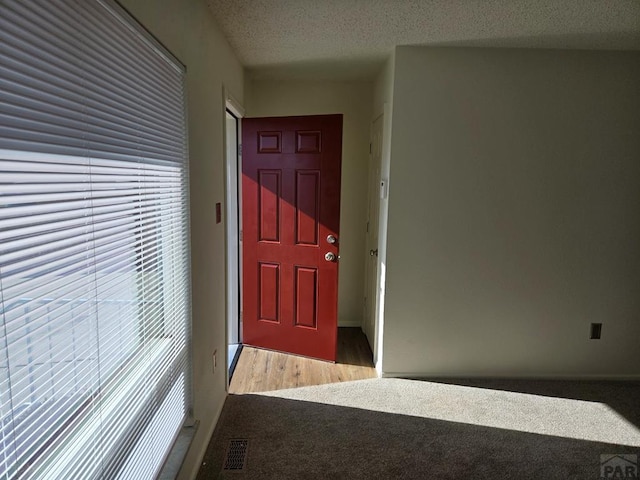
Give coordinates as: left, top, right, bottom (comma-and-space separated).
295, 170, 320, 246
258, 170, 280, 242
294, 266, 317, 329
258, 131, 281, 153
259, 262, 279, 322
296, 131, 321, 153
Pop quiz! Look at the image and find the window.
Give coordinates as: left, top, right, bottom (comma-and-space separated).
0, 1, 191, 478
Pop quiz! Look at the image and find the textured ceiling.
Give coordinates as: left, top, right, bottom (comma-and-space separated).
207, 0, 640, 79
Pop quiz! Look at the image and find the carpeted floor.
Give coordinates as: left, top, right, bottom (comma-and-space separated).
197, 378, 640, 479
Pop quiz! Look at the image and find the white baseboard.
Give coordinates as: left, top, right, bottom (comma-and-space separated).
381, 372, 640, 381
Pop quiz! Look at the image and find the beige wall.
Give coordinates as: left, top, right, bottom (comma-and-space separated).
246, 79, 374, 327
383, 47, 640, 377
373, 53, 395, 113
117, 1, 243, 478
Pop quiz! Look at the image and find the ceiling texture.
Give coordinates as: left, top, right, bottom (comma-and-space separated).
206, 0, 640, 80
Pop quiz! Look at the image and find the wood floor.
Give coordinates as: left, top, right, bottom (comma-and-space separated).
229, 327, 377, 394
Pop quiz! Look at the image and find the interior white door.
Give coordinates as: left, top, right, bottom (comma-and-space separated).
364, 114, 383, 344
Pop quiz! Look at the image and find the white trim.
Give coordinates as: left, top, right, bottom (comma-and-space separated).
225, 90, 245, 118
381, 372, 640, 380
223, 89, 243, 391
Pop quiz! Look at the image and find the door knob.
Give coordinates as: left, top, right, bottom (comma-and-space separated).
325, 252, 337, 262
326, 234, 337, 244
369, 249, 378, 257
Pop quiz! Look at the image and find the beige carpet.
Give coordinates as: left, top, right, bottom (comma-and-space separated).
197, 378, 640, 479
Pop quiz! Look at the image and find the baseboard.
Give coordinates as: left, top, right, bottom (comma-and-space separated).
381, 372, 640, 381
375, 360, 383, 378
182, 393, 228, 480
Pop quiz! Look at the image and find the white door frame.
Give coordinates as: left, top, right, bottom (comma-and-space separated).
223, 88, 244, 388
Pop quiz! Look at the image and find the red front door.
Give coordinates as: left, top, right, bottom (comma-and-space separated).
242, 114, 342, 362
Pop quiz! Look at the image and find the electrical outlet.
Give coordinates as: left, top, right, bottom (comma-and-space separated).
212, 350, 217, 374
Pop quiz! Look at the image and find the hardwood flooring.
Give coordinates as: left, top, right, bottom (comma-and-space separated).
229, 327, 377, 394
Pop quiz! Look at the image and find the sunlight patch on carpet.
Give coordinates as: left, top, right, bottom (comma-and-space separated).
257, 378, 640, 446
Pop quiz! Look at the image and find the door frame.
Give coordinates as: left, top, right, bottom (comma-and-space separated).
227, 105, 386, 369
223, 88, 244, 388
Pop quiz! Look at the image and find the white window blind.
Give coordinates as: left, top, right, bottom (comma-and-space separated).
0, 1, 191, 479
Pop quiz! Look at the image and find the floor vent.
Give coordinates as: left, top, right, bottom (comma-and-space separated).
223, 439, 249, 471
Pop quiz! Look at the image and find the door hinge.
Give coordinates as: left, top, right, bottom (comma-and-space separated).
369, 143, 372, 154
239, 230, 243, 241
366, 221, 369, 233
238, 144, 242, 156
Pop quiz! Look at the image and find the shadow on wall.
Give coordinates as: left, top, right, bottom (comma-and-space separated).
423, 30, 640, 50
246, 55, 385, 81
335, 327, 375, 368
197, 385, 640, 479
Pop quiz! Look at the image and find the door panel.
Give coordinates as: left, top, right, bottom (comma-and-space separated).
294, 266, 318, 328
258, 262, 280, 322
295, 171, 320, 245
242, 115, 342, 361
364, 114, 383, 345
258, 171, 281, 242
